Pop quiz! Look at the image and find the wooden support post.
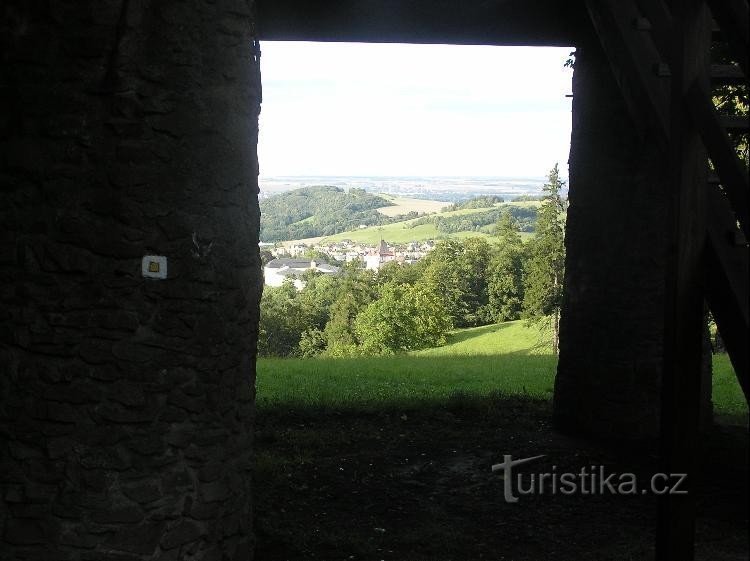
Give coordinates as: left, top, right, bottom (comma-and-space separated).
656, 1, 711, 560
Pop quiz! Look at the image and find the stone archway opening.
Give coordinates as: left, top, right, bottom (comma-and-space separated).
2, 1, 745, 559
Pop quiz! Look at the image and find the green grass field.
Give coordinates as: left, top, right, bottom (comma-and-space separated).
321, 220, 491, 245
256, 320, 747, 423
375, 195, 448, 217
318, 201, 536, 244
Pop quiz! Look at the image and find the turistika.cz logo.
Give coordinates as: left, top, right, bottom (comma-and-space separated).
491, 454, 688, 503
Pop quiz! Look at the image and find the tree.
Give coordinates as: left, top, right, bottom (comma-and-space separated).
375, 260, 425, 286
298, 328, 327, 357
321, 265, 377, 356
523, 164, 566, 354
302, 248, 342, 266
323, 292, 363, 356
260, 249, 275, 266
354, 282, 452, 354
257, 281, 306, 357
296, 272, 340, 331
487, 210, 527, 322
420, 238, 493, 327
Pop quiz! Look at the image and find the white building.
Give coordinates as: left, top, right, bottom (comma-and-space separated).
263, 258, 340, 289
365, 239, 395, 271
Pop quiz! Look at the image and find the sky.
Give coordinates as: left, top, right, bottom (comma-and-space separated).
257, 42, 573, 178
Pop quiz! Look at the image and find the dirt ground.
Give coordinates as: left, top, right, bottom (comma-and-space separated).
253, 397, 748, 561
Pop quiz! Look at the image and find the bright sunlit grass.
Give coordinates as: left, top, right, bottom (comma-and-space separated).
256, 320, 747, 424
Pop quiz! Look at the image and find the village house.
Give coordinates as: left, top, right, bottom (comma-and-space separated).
365, 239, 396, 271
263, 258, 340, 289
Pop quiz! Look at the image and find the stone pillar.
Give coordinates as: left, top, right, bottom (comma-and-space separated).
1, 2, 261, 559
553, 33, 711, 439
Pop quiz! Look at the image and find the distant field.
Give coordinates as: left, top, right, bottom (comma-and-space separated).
321, 220, 492, 245
320, 201, 533, 244
256, 320, 747, 424
375, 195, 448, 217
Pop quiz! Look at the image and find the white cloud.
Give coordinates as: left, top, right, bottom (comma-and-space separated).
258, 42, 573, 177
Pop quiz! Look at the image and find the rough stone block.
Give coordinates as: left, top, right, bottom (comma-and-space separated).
160, 520, 204, 550
4, 519, 46, 545
199, 480, 230, 503
121, 481, 162, 505
93, 504, 145, 525
105, 520, 166, 555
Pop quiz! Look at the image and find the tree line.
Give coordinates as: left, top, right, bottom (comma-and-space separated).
260, 186, 401, 242
407, 203, 538, 234
258, 165, 567, 357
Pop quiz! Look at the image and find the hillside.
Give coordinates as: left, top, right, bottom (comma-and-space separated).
260, 186, 397, 242
257, 319, 746, 422
322, 201, 539, 244
375, 195, 448, 217
262, 187, 542, 244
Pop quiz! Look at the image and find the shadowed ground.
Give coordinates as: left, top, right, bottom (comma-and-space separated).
253, 323, 747, 559
254, 397, 747, 560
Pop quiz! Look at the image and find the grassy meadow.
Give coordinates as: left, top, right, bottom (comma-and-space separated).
374, 195, 448, 217
318, 201, 537, 245
256, 320, 747, 423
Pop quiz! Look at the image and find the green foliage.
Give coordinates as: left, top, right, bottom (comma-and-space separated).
258, 181, 568, 357
298, 328, 327, 358
260, 186, 395, 242
523, 164, 567, 353
711, 42, 748, 166
303, 248, 342, 266
354, 282, 452, 354
374, 260, 426, 286
407, 204, 537, 235
320, 265, 377, 356
487, 211, 527, 322
448, 195, 504, 211
511, 194, 544, 202
420, 238, 494, 327
564, 49, 576, 69
323, 293, 365, 356
296, 273, 340, 330
258, 281, 307, 357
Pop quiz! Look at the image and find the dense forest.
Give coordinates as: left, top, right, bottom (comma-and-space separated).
260, 186, 397, 241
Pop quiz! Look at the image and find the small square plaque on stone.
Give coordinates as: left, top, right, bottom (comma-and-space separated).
142, 255, 167, 279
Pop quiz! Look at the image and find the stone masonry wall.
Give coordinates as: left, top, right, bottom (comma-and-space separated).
554, 32, 711, 439
1, 2, 261, 559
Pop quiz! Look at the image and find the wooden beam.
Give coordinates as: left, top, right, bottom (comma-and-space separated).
710, 63, 746, 85
686, 80, 750, 239
585, 0, 670, 141
256, 0, 583, 46
636, 0, 673, 58
705, 185, 750, 402
656, 1, 711, 560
